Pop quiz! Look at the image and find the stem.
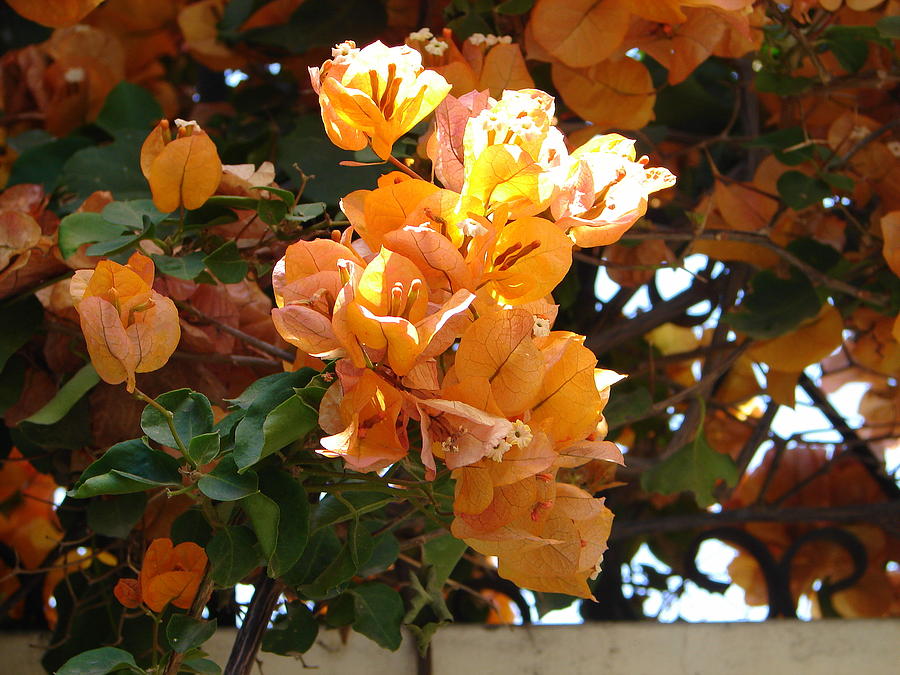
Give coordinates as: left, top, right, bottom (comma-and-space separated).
224, 577, 283, 675
175, 300, 295, 362
133, 387, 188, 455
162, 565, 216, 675
387, 154, 424, 180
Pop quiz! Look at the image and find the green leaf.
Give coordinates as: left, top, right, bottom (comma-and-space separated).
349, 583, 404, 651
7, 135, 92, 191
151, 253, 207, 280
166, 615, 217, 654
823, 31, 870, 73
181, 657, 222, 675
495, 0, 534, 13
68, 439, 183, 498
286, 202, 326, 223
0, 297, 43, 371
87, 493, 147, 539
256, 197, 288, 225
59, 130, 150, 201
603, 387, 654, 429
280, 527, 341, 587
206, 525, 260, 586
725, 269, 821, 339
777, 171, 832, 210
311, 492, 398, 531
402, 565, 454, 655
57, 213, 128, 259
203, 241, 248, 283
754, 71, 814, 96
187, 432, 221, 467
641, 432, 738, 508
876, 15, 900, 39
786, 238, 841, 273
276, 119, 392, 205
95, 82, 163, 137
261, 602, 318, 656
141, 389, 214, 449
171, 509, 213, 548
241, 469, 309, 577
56, 647, 140, 675
23, 364, 99, 426
198, 455, 259, 501
357, 532, 399, 577
820, 172, 855, 192
232, 369, 317, 471
259, 394, 319, 459
299, 525, 377, 599
422, 534, 467, 586
101, 200, 166, 229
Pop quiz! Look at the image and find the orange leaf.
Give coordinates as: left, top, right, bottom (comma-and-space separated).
6, 0, 103, 28
149, 130, 222, 212
114, 578, 142, 608
881, 211, 900, 277
455, 309, 543, 416
530, 0, 630, 68
748, 304, 844, 373
552, 57, 656, 131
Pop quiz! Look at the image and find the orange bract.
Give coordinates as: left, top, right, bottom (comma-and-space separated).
114, 538, 207, 613
70, 252, 180, 391
6, 0, 104, 28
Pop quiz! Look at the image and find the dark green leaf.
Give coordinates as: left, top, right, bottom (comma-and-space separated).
141, 389, 214, 449
171, 508, 213, 547
256, 197, 288, 225
166, 615, 217, 654
250, 185, 295, 207
311, 492, 398, 531
262, 602, 318, 656
823, 33, 870, 73
206, 525, 260, 586
725, 269, 820, 339
23, 364, 99, 426
95, 82, 163, 137
59, 131, 150, 201
0, 356, 26, 416
300, 525, 377, 598
69, 439, 182, 498
603, 387, 654, 428
7, 135, 92, 191
876, 15, 900, 39
187, 432, 221, 467
754, 71, 814, 96
281, 527, 341, 587
58, 212, 128, 259
198, 455, 259, 501
232, 369, 317, 471
56, 647, 140, 675
357, 532, 399, 577
181, 657, 222, 675
101, 200, 165, 229
422, 534, 467, 585
260, 394, 319, 459
151, 253, 207, 280
242, 469, 309, 577
777, 171, 832, 210
203, 241, 248, 283
323, 593, 355, 627
495, 0, 534, 13
786, 238, 841, 273
287, 202, 326, 223
87, 493, 147, 539
641, 433, 738, 508
820, 172, 855, 192
0, 297, 43, 371
349, 583, 404, 651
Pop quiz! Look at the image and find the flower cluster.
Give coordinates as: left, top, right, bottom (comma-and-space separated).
271, 37, 675, 596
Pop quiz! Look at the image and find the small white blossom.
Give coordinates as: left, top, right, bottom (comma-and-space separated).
498, 35, 513, 44
532, 316, 551, 338
424, 38, 449, 56
63, 67, 85, 84
486, 439, 511, 462
505, 420, 533, 448
887, 141, 900, 158
409, 28, 434, 42
460, 217, 488, 238
469, 33, 487, 46
331, 41, 358, 58
848, 125, 870, 141
484, 34, 499, 46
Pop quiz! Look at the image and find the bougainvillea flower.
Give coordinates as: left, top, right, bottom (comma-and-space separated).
468, 483, 614, 598
340, 172, 440, 251
70, 252, 180, 391
271, 238, 364, 359
343, 248, 475, 375
318, 368, 409, 473
310, 40, 451, 160
140, 118, 222, 213
551, 133, 675, 247
114, 537, 207, 613
427, 90, 493, 192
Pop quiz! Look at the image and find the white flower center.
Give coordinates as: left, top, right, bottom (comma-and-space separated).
409, 28, 434, 42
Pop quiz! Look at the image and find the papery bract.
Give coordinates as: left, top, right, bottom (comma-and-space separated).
70, 252, 180, 391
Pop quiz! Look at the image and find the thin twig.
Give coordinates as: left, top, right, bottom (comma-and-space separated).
176, 300, 294, 362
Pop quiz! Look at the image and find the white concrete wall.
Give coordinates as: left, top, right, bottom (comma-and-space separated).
4, 620, 899, 674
